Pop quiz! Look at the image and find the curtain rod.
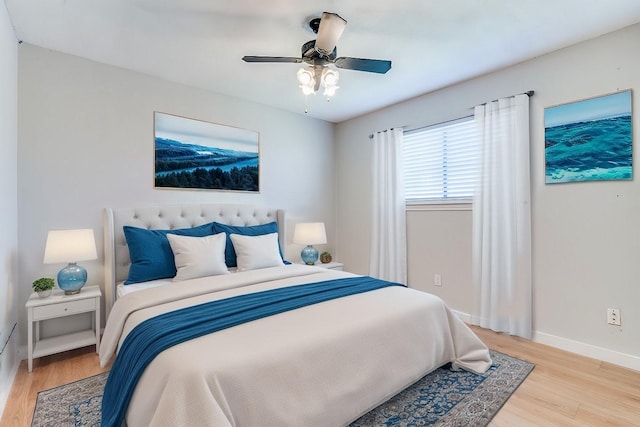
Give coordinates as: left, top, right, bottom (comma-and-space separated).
368, 126, 405, 139
474, 90, 535, 108
368, 90, 534, 139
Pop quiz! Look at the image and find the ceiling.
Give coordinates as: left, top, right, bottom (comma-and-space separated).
6, 1, 640, 123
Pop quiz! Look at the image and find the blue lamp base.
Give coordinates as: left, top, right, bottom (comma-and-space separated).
57, 263, 88, 295
300, 245, 319, 265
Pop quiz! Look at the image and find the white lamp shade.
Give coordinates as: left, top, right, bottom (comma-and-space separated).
43, 229, 98, 264
315, 12, 347, 55
293, 223, 327, 245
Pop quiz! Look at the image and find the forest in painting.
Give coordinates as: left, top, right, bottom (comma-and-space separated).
155, 137, 259, 191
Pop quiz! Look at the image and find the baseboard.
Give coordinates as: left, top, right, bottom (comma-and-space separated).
451, 309, 471, 323
451, 310, 640, 372
533, 331, 640, 372
0, 353, 20, 421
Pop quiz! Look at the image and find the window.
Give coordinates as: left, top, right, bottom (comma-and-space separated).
403, 117, 479, 204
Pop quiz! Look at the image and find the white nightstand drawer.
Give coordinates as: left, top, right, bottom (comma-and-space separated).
32, 298, 95, 320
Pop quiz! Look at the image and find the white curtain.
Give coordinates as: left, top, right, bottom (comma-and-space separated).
369, 128, 407, 284
471, 94, 532, 338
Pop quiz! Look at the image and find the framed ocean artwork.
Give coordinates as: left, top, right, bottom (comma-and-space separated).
154, 112, 260, 192
544, 90, 632, 184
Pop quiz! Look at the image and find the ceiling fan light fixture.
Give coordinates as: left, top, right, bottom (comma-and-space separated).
297, 66, 317, 95
300, 83, 316, 96
321, 68, 339, 87
296, 67, 315, 85
320, 68, 339, 97
243, 11, 391, 106
323, 84, 339, 97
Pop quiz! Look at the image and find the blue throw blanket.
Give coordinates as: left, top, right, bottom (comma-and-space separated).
101, 276, 404, 427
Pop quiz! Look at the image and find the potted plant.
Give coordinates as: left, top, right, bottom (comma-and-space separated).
32, 277, 55, 298
320, 251, 332, 264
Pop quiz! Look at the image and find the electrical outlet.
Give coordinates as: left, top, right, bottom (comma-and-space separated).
607, 308, 621, 326
434, 274, 442, 287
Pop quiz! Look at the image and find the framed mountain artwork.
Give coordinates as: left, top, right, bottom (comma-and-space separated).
154, 112, 260, 192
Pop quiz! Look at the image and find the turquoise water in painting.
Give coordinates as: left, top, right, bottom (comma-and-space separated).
545, 115, 632, 183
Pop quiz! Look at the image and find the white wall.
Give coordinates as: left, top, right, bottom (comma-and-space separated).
0, 2, 19, 418
17, 44, 335, 344
336, 23, 640, 370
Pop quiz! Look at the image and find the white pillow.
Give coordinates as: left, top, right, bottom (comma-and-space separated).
229, 232, 285, 272
167, 233, 229, 281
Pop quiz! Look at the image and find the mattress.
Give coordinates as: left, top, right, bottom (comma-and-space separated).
116, 279, 173, 297
116, 269, 241, 297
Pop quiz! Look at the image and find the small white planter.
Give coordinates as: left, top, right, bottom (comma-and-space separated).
37, 290, 52, 298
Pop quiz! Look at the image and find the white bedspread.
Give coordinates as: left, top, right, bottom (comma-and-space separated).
100, 265, 491, 427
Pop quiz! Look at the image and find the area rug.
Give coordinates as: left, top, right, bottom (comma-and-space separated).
31, 350, 533, 427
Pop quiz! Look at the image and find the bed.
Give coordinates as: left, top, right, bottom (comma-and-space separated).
99, 204, 492, 427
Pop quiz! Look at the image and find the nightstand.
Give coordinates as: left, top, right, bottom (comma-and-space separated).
308, 261, 344, 271
26, 285, 101, 372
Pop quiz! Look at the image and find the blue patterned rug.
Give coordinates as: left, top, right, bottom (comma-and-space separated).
31, 350, 533, 427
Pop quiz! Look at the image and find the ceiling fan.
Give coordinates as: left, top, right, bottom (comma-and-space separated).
242, 12, 392, 97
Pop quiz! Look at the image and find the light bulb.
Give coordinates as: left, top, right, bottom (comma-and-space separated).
296, 67, 315, 85
321, 68, 339, 87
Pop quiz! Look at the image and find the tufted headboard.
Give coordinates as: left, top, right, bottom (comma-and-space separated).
103, 204, 285, 318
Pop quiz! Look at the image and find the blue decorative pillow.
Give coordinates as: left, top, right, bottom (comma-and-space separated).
212, 222, 287, 267
124, 223, 215, 284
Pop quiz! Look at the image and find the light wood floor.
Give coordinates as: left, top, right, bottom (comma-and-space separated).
1, 327, 639, 426
1, 346, 111, 427
472, 326, 640, 427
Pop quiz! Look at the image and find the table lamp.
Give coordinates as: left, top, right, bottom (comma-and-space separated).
293, 222, 327, 265
43, 229, 97, 295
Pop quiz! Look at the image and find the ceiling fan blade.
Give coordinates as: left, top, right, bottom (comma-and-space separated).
315, 12, 347, 56
334, 57, 392, 74
242, 56, 302, 63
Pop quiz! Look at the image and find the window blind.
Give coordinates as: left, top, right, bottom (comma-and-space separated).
403, 117, 479, 204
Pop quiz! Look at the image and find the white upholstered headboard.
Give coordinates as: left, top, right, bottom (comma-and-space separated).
103, 204, 285, 318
